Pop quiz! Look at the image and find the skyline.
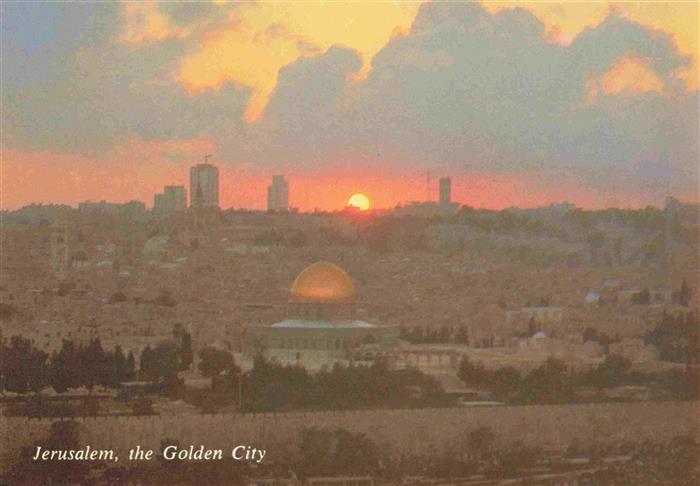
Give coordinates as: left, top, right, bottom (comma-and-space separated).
9, 161, 694, 213
2, 1, 699, 211
6, 153, 696, 213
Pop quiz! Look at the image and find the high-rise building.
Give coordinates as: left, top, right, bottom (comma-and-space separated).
190, 162, 220, 209
153, 186, 186, 216
439, 177, 451, 208
153, 193, 165, 214
164, 186, 187, 212
267, 175, 289, 212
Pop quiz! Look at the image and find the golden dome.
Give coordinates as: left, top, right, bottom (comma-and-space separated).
289, 261, 356, 304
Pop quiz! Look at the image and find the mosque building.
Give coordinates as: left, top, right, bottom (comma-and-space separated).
243, 261, 400, 370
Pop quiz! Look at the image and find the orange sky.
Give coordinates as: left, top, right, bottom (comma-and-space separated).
4, 144, 686, 211
2, 1, 698, 211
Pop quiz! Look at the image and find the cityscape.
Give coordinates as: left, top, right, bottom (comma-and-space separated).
1, 1, 699, 485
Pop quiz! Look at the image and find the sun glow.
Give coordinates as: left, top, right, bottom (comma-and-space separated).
347, 193, 370, 211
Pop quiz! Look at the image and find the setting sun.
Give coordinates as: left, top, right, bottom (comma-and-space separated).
347, 193, 370, 211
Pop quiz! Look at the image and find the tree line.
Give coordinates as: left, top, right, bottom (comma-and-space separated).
1, 324, 195, 395
138, 326, 193, 385
644, 310, 699, 364
1, 336, 136, 394
458, 354, 700, 403
188, 353, 450, 413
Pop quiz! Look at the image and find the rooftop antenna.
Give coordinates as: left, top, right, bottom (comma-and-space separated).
204, 154, 213, 164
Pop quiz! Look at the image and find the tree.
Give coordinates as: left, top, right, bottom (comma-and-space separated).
179, 333, 193, 371
634, 288, 651, 305
679, 279, 692, 307
112, 345, 127, 386
457, 356, 488, 388
141, 341, 180, 384
491, 367, 521, 399
583, 327, 612, 353
82, 338, 106, 390
455, 325, 470, 344
517, 357, 574, 404
50, 340, 83, 392
645, 310, 699, 364
125, 351, 136, 381
3, 336, 48, 393
139, 345, 153, 380
130, 395, 156, 415
588, 354, 632, 388
198, 347, 234, 379
172, 324, 193, 371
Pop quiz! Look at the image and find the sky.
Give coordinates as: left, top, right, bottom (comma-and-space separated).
1, 1, 698, 211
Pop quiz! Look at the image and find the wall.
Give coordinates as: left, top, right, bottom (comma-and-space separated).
2, 401, 698, 470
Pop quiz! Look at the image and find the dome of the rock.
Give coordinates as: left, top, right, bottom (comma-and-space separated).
289, 261, 356, 304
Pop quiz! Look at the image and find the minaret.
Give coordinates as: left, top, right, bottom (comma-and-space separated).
50, 222, 70, 274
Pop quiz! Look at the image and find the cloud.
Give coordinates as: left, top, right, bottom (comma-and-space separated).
2, 3, 250, 155
2, 1, 698, 209
586, 55, 664, 102
174, 1, 419, 121
176, 15, 308, 122
119, 3, 191, 45
483, 1, 698, 89
232, 3, 697, 201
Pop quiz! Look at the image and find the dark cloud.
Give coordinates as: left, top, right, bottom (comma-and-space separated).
159, 1, 226, 27
2, 2, 697, 200
239, 2, 697, 197
2, 3, 249, 155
